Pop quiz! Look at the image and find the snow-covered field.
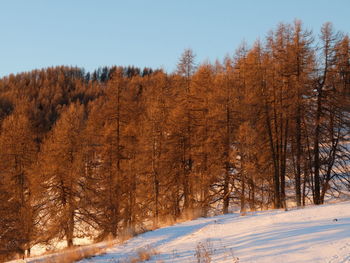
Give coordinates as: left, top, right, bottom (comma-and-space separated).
78, 202, 350, 263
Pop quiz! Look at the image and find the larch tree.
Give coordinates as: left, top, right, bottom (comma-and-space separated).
312, 22, 341, 204
141, 71, 171, 226
0, 105, 38, 258
173, 48, 197, 212
37, 102, 85, 247
190, 63, 215, 215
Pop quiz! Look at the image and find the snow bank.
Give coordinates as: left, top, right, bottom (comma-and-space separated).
79, 202, 350, 263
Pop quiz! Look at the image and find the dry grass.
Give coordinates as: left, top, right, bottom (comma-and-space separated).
28, 240, 116, 263
194, 239, 240, 263
195, 240, 213, 263
154, 207, 204, 229
120, 246, 158, 263
48, 246, 101, 263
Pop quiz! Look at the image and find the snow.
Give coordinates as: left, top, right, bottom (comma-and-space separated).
78, 202, 350, 263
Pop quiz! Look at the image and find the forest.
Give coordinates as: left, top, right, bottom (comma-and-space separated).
0, 21, 349, 261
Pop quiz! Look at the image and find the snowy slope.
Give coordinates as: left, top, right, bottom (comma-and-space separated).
79, 202, 350, 263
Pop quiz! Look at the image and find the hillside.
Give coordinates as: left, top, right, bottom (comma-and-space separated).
77, 202, 350, 263
0, 22, 349, 261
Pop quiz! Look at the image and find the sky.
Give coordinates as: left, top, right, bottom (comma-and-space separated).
0, 0, 349, 77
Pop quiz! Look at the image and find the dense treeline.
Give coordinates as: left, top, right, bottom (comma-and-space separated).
0, 21, 349, 261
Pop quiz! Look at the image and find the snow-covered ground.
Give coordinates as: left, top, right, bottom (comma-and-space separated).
78, 202, 350, 263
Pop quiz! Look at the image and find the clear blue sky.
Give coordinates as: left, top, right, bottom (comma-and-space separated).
0, 0, 349, 77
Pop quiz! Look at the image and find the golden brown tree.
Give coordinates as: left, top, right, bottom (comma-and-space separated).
37, 103, 85, 247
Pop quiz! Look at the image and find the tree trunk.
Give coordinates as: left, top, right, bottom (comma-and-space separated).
240, 171, 246, 213
66, 207, 74, 247
295, 107, 302, 206
280, 119, 289, 209
223, 95, 231, 214
313, 89, 322, 205
223, 169, 230, 214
